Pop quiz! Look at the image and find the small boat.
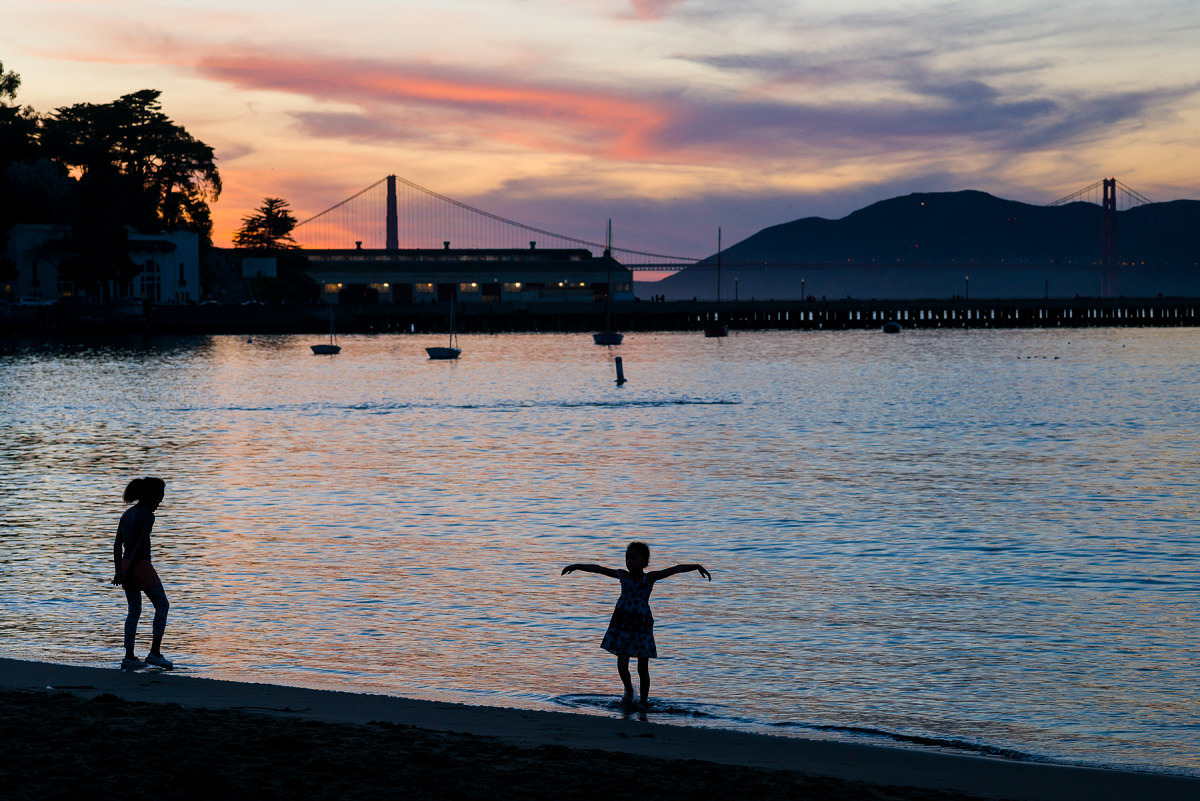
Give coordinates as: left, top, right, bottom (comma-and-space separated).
703, 323, 729, 338
427, 302, 461, 360
882, 320, 902, 333
311, 304, 341, 354
593, 220, 623, 345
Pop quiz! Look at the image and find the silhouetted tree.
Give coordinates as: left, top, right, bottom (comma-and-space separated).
0, 61, 18, 102
234, 197, 300, 251
36, 90, 221, 296
41, 89, 221, 236
0, 61, 54, 285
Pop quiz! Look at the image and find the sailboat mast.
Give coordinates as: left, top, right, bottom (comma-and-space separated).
716, 227, 722, 304
605, 219, 613, 327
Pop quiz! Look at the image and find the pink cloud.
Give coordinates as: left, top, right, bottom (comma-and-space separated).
196, 53, 672, 160
629, 0, 684, 21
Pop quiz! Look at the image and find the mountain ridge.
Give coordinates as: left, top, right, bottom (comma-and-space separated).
690, 190, 1200, 268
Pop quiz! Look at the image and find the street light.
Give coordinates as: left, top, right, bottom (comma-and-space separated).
964, 275, 969, 300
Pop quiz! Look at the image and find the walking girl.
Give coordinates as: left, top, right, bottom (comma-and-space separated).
111, 477, 173, 670
562, 541, 710, 707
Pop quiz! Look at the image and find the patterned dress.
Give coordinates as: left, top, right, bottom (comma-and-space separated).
601, 570, 657, 658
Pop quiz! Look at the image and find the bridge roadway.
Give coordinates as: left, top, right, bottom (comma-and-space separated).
6, 296, 1200, 335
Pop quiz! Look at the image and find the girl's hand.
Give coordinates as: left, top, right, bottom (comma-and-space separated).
697, 565, 711, 581
111, 573, 123, 586
561, 564, 577, 575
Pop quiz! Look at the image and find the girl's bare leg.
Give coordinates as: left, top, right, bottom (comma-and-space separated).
617, 656, 634, 704
637, 657, 650, 706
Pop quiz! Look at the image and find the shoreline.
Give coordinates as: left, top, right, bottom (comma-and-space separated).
3, 658, 1196, 801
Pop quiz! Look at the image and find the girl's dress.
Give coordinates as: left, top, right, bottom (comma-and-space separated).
601, 570, 657, 658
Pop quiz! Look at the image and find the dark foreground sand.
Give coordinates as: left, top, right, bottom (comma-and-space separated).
2, 658, 1195, 801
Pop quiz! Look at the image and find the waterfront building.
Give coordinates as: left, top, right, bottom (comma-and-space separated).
2, 223, 69, 302
2, 224, 200, 303
301, 244, 634, 305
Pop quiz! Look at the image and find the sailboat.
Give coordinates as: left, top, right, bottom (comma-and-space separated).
311, 304, 341, 354
593, 219, 624, 345
703, 227, 729, 337
426, 301, 462, 360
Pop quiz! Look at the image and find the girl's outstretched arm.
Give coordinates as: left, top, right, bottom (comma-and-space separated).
648, 563, 711, 582
561, 563, 621, 579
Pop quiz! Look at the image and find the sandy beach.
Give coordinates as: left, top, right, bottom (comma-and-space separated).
2, 658, 1195, 801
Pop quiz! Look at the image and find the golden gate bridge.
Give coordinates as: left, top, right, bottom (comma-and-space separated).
294, 175, 1153, 273
292, 175, 699, 272
1049, 178, 1153, 267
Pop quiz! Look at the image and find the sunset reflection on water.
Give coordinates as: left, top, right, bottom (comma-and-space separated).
1, 329, 1198, 774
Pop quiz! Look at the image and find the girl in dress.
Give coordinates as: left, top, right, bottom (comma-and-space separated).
562, 541, 710, 707
111, 476, 173, 670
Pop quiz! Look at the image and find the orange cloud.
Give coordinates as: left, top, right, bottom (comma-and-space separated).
197, 53, 672, 160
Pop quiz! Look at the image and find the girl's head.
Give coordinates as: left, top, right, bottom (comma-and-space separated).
625, 541, 650, 572
123, 476, 166, 508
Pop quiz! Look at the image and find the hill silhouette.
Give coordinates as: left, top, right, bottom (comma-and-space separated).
653, 191, 1200, 300
692, 190, 1200, 267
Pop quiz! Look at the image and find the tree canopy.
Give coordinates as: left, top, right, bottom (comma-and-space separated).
234, 197, 300, 251
0, 61, 18, 102
1, 74, 223, 296
40, 89, 221, 236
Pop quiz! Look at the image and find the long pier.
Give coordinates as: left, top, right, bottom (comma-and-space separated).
4, 296, 1200, 336
359, 296, 1200, 334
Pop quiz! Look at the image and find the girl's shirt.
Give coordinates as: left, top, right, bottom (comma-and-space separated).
118, 504, 155, 563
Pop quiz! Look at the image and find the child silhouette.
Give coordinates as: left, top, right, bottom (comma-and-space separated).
111, 477, 173, 670
562, 541, 710, 708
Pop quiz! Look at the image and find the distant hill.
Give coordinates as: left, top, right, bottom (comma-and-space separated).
697, 191, 1200, 266
652, 190, 1200, 301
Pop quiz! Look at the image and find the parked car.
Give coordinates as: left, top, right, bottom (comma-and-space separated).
17, 296, 56, 306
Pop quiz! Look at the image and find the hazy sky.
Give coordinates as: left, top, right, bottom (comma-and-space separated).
5, 0, 1198, 256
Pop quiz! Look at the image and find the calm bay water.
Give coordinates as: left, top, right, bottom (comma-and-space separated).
1, 328, 1197, 775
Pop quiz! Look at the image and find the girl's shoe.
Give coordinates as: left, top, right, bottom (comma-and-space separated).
145, 653, 174, 669
121, 656, 147, 670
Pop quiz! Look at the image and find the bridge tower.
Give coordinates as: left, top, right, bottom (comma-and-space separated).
386, 175, 399, 251
1101, 177, 1117, 267
1100, 178, 1118, 297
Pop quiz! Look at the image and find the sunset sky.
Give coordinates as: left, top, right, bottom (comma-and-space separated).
4, 0, 1198, 259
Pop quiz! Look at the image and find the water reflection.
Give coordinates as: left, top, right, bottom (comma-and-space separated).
1, 330, 1198, 774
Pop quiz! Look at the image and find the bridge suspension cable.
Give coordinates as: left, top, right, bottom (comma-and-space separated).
1048, 179, 1152, 209
293, 174, 699, 267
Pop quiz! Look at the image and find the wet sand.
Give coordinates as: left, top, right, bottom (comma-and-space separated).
2, 658, 1195, 801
